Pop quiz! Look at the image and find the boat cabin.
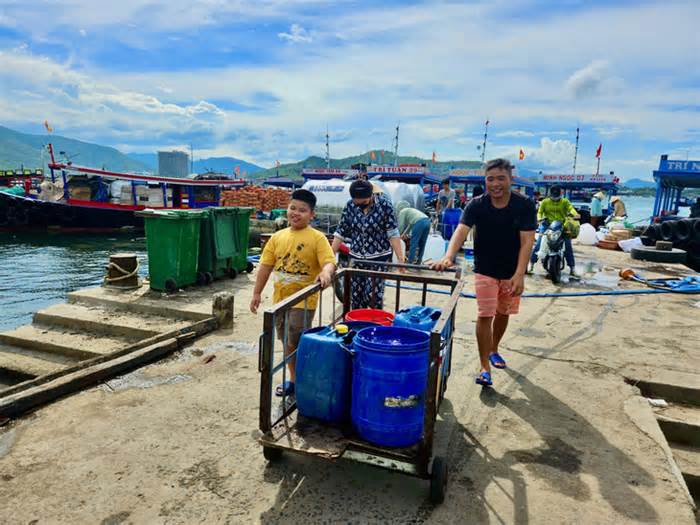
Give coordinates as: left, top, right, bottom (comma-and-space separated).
651, 156, 700, 222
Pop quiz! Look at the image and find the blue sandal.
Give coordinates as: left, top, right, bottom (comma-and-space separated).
275, 381, 295, 397
475, 371, 492, 387
489, 353, 506, 369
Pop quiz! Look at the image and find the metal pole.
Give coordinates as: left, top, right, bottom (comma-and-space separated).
572, 127, 580, 176
393, 123, 400, 167
481, 119, 489, 163
325, 125, 330, 169
595, 155, 601, 176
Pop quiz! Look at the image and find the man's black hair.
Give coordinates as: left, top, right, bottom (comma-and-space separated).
442, 179, 450, 186
349, 179, 373, 198
485, 158, 514, 175
291, 188, 317, 210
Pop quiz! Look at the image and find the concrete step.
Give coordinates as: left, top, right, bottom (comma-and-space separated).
669, 444, 700, 501
33, 303, 191, 340
655, 403, 700, 448
0, 325, 131, 360
0, 343, 71, 381
626, 369, 700, 406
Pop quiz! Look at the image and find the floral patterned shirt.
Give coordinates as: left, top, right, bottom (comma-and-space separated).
334, 194, 400, 259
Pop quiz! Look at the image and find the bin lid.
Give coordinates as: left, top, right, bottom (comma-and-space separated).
136, 209, 206, 220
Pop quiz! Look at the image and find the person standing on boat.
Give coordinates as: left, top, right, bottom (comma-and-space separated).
611, 196, 627, 218
431, 159, 536, 387
332, 180, 405, 309
436, 179, 456, 213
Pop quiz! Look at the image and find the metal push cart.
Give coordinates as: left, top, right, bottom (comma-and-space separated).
257, 262, 464, 503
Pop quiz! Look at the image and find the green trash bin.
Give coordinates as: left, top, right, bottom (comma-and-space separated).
138, 209, 206, 293
198, 206, 254, 281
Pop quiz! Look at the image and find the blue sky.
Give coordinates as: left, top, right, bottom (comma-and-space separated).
0, 0, 698, 180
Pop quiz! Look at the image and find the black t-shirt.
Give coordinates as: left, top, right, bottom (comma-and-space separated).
460, 192, 537, 279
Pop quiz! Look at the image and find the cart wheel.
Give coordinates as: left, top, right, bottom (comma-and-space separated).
430, 456, 448, 504
228, 268, 238, 279
204, 272, 214, 285
263, 446, 283, 462
164, 278, 178, 294
246, 261, 255, 273
196, 272, 207, 286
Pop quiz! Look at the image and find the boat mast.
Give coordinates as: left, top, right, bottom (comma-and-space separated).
572, 126, 580, 176
325, 125, 330, 168
393, 123, 400, 167
190, 144, 194, 174
481, 119, 489, 163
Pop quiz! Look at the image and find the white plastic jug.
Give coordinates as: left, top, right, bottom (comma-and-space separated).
423, 233, 446, 262
577, 223, 597, 245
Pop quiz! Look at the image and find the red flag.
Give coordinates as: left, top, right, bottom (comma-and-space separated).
595, 143, 602, 158
370, 151, 376, 160
235, 165, 241, 176
519, 148, 525, 160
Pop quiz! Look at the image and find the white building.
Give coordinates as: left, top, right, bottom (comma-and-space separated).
158, 151, 189, 178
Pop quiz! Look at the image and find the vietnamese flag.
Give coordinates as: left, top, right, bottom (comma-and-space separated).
370, 151, 376, 160
595, 143, 602, 158
519, 148, 525, 160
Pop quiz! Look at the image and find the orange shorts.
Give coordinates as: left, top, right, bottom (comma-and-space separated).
474, 274, 521, 318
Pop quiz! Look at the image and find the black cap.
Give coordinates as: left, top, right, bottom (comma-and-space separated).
350, 179, 373, 198
550, 185, 562, 197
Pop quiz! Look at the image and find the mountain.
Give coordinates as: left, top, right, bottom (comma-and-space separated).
254, 150, 483, 181
0, 126, 149, 173
622, 178, 655, 188
126, 153, 264, 176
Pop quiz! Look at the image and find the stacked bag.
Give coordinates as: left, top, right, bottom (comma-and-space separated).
220, 186, 291, 212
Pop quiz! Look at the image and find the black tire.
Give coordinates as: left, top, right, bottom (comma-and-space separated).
246, 261, 255, 273
640, 236, 655, 247
196, 272, 207, 286
228, 268, 238, 279
674, 219, 694, 244
430, 456, 448, 504
659, 221, 676, 242
693, 219, 700, 242
547, 256, 562, 284
204, 272, 214, 285
263, 446, 283, 462
644, 224, 661, 241
630, 246, 687, 264
164, 278, 178, 293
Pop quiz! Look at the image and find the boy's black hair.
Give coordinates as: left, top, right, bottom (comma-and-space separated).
291, 189, 317, 210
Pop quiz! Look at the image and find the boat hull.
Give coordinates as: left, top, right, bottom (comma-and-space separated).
0, 192, 144, 232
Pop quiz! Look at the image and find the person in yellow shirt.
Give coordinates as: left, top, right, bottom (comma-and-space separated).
250, 189, 336, 397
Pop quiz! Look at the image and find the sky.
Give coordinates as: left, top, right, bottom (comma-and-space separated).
0, 0, 699, 180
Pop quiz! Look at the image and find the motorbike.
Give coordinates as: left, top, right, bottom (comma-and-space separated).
537, 220, 566, 284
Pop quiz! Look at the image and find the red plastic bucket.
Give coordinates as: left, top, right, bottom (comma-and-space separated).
344, 308, 395, 326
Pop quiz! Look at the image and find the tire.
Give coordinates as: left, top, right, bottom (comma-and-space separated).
164, 278, 178, 293
196, 272, 207, 286
430, 456, 448, 504
246, 261, 255, 273
630, 246, 687, 264
204, 272, 214, 285
644, 224, 661, 241
228, 268, 238, 280
263, 446, 283, 462
693, 219, 700, 242
659, 221, 676, 242
674, 219, 694, 244
640, 236, 655, 247
547, 256, 562, 284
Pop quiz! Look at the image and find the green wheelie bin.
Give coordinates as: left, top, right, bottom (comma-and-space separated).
197, 206, 254, 283
138, 209, 206, 293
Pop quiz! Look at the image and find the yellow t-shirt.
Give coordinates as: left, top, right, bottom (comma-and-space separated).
259, 226, 336, 309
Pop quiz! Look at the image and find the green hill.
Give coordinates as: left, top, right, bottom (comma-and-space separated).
0, 126, 149, 173
255, 150, 483, 181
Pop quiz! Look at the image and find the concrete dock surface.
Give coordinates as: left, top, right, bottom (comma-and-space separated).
0, 243, 699, 524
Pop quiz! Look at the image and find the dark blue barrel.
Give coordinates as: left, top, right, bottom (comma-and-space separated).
351, 326, 430, 447
295, 322, 377, 423
442, 208, 462, 240
394, 305, 451, 381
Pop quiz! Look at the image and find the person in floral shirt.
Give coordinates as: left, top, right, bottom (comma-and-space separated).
331, 179, 405, 309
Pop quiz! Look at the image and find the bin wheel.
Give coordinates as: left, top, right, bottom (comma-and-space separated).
196, 272, 207, 286
204, 272, 214, 285
228, 268, 238, 279
164, 279, 178, 294
263, 446, 283, 462
430, 456, 448, 504
246, 261, 255, 273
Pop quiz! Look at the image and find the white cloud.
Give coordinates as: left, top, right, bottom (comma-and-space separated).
79, 29, 87, 37
565, 60, 611, 99
495, 130, 535, 138
278, 24, 312, 43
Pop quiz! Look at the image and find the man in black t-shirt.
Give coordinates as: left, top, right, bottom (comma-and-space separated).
432, 159, 536, 387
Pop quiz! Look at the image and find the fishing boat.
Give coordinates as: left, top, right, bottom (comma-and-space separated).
0, 144, 245, 232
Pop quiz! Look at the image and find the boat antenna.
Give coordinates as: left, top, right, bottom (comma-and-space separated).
481, 118, 489, 164
572, 126, 580, 176
190, 143, 194, 174
393, 123, 400, 167
325, 125, 330, 168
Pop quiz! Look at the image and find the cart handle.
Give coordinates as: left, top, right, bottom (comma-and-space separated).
349, 259, 462, 279
258, 332, 266, 372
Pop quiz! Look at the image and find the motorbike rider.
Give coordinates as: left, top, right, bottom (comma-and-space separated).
528, 185, 580, 277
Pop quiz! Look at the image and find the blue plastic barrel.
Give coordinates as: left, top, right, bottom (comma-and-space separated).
351, 326, 430, 447
394, 305, 451, 381
295, 326, 352, 423
442, 208, 462, 240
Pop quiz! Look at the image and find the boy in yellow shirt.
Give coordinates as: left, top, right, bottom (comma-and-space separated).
250, 189, 336, 397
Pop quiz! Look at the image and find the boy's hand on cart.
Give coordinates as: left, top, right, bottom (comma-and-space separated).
250, 293, 262, 314
430, 257, 455, 271
316, 269, 334, 289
